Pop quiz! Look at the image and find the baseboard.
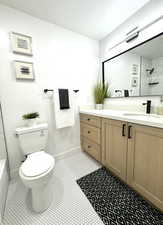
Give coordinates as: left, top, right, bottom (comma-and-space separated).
54, 146, 82, 160
10, 146, 82, 179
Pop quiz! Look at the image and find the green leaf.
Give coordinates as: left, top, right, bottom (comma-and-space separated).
93, 81, 110, 104
22, 112, 39, 120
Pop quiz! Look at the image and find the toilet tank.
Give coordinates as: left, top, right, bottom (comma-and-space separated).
16, 123, 48, 156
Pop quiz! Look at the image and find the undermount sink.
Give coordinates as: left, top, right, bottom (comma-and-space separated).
123, 113, 161, 118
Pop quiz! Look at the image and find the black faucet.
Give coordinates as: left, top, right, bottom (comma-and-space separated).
142, 100, 151, 114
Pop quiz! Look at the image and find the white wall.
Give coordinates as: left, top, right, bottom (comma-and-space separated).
100, 0, 163, 110
0, 4, 99, 177
0, 106, 7, 160
0, 159, 9, 223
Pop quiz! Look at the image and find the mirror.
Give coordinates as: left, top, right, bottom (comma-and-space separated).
103, 33, 163, 98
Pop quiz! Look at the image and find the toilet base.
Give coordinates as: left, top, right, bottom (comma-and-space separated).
31, 180, 53, 213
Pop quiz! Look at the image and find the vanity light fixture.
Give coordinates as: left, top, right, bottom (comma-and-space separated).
108, 15, 163, 51
125, 31, 139, 43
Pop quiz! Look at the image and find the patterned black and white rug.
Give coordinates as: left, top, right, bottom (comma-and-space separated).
77, 167, 163, 225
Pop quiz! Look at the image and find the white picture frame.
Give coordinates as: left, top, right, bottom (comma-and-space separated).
14, 61, 35, 80
131, 77, 138, 87
132, 64, 139, 75
10, 32, 33, 56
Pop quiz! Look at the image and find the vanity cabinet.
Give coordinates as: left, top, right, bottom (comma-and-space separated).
80, 114, 102, 162
127, 123, 163, 211
102, 119, 128, 181
80, 113, 163, 211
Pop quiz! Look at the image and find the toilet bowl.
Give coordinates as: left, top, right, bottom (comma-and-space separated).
19, 151, 55, 212
16, 123, 55, 213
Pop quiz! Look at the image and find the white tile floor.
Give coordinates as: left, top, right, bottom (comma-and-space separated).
2, 152, 104, 225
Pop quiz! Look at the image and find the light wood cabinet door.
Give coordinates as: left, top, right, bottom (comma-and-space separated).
102, 118, 128, 181
127, 124, 163, 211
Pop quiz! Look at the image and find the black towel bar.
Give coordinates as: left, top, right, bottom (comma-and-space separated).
44, 89, 79, 93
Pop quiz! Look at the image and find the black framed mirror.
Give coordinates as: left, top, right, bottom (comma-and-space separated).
102, 32, 163, 98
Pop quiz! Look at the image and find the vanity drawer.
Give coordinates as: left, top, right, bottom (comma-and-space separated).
82, 137, 101, 162
80, 113, 101, 128
81, 124, 101, 144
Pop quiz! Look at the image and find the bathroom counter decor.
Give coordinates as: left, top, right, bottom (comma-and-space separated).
93, 81, 109, 110
22, 112, 39, 127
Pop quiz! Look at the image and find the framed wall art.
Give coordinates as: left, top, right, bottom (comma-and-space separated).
132, 64, 139, 75
10, 32, 33, 56
131, 76, 138, 87
14, 61, 35, 80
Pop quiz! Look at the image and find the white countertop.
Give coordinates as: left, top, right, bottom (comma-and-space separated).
80, 109, 163, 129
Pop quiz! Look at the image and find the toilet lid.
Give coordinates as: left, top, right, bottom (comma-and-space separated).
21, 151, 55, 177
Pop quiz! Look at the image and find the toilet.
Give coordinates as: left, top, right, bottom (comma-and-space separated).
16, 123, 55, 213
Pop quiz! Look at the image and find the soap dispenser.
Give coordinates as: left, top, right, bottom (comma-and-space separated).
157, 96, 163, 115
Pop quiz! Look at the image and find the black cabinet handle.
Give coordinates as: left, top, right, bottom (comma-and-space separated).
88, 145, 91, 149
128, 125, 132, 139
87, 118, 90, 121
122, 124, 126, 136
88, 131, 91, 134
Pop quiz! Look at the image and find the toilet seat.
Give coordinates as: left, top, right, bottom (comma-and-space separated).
20, 151, 55, 178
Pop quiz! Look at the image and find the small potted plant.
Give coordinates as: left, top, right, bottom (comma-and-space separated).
22, 112, 39, 127
93, 81, 109, 110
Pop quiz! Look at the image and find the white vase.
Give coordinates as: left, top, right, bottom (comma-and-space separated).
95, 104, 103, 110
26, 118, 37, 127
